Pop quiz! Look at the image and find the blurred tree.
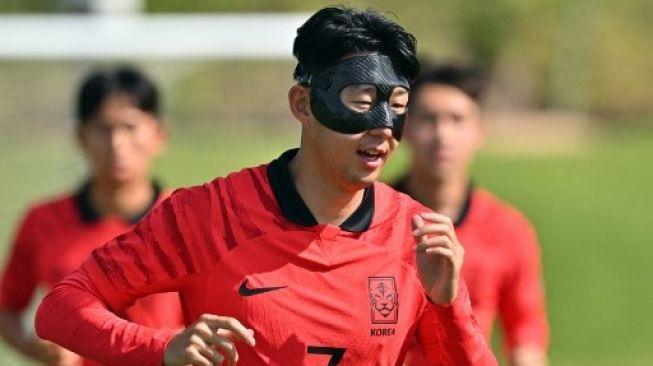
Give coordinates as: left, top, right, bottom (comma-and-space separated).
451, 0, 521, 69
5, 0, 653, 117
0, 0, 88, 12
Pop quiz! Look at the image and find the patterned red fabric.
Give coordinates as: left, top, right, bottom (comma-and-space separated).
403, 189, 548, 365
35, 163, 496, 366
0, 190, 184, 366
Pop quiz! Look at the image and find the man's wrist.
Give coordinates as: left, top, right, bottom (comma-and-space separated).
427, 275, 461, 305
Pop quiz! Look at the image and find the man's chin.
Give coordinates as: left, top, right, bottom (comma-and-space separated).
347, 171, 379, 190
427, 166, 453, 182
97, 170, 136, 187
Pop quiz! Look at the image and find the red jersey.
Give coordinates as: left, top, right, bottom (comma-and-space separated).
393, 180, 548, 364
35, 150, 496, 366
0, 182, 184, 365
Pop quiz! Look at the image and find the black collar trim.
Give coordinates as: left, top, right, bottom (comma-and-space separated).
267, 148, 375, 232
392, 175, 473, 227
455, 184, 473, 227
75, 180, 162, 224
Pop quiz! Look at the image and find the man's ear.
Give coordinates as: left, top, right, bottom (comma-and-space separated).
288, 84, 312, 127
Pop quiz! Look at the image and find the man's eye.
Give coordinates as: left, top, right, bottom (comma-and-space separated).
349, 101, 372, 112
124, 124, 137, 131
391, 104, 407, 114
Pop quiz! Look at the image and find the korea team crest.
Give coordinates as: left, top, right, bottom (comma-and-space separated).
368, 276, 399, 324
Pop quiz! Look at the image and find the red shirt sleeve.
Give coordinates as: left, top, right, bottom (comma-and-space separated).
35, 269, 177, 366
498, 218, 549, 354
415, 280, 498, 366
0, 209, 39, 311
35, 186, 217, 366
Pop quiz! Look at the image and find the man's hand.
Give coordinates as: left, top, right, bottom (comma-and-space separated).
26, 338, 81, 366
512, 346, 548, 366
0, 310, 81, 365
413, 212, 465, 305
163, 314, 255, 366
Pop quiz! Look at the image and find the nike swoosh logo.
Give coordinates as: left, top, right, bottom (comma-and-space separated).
238, 279, 287, 297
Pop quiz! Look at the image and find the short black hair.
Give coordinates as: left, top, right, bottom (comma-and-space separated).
76, 66, 160, 125
293, 6, 419, 82
410, 62, 488, 103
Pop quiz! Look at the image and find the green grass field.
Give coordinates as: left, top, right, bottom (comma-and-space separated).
0, 124, 651, 365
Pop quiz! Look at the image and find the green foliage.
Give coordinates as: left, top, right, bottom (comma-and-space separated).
5, 0, 653, 115
144, 0, 653, 116
451, 0, 521, 67
0, 0, 86, 12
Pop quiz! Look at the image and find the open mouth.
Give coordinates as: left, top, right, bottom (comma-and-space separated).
357, 148, 386, 162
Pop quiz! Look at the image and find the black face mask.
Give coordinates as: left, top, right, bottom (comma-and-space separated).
296, 54, 410, 140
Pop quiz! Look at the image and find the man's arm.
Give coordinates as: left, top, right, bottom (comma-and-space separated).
0, 209, 79, 365
413, 212, 497, 365
35, 184, 258, 366
35, 271, 175, 366
499, 219, 549, 366
34, 185, 248, 366
34, 189, 196, 365
0, 310, 81, 366
36, 269, 255, 366
415, 282, 497, 366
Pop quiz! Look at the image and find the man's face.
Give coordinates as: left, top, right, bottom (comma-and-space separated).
405, 84, 484, 182
77, 94, 165, 185
303, 83, 408, 190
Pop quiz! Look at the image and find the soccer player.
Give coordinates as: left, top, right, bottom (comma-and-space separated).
395, 63, 549, 366
0, 67, 183, 366
35, 7, 497, 366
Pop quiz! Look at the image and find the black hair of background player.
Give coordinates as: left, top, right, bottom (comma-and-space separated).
409, 63, 488, 104
76, 66, 160, 126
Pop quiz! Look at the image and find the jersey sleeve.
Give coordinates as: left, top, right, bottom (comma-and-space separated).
415, 280, 498, 366
35, 185, 220, 366
497, 217, 549, 354
0, 209, 40, 311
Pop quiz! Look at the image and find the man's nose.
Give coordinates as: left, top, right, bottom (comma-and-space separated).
109, 129, 130, 151
368, 126, 393, 138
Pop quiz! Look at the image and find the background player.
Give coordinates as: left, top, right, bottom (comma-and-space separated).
34, 7, 496, 366
0, 66, 183, 366
395, 63, 549, 366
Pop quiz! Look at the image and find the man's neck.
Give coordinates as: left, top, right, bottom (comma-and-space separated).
289, 149, 365, 226
89, 177, 155, 220
405, 169, 469, 223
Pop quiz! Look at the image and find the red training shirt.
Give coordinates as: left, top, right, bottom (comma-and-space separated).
0, 181, 184, 366
35, 149, 496, 366
393, 179, 548, 364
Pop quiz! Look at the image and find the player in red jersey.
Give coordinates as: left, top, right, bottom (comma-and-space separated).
394, 63, 549, 366
35, 7, 496, 366
0, 67, 183, 366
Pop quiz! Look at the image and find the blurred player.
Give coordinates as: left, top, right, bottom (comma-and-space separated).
395, 63, 549, 366
35, 8, 497, 366
0, 67, 183, 366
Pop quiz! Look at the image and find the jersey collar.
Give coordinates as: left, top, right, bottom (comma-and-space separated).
392, 175, 473, 228
75, 180, 162, 224
267, 148, 374, 232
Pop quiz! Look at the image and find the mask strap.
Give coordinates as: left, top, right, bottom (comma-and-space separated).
297, 74, 312, 86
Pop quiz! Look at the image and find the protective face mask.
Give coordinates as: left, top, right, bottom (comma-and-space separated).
297, 54, 410, 140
